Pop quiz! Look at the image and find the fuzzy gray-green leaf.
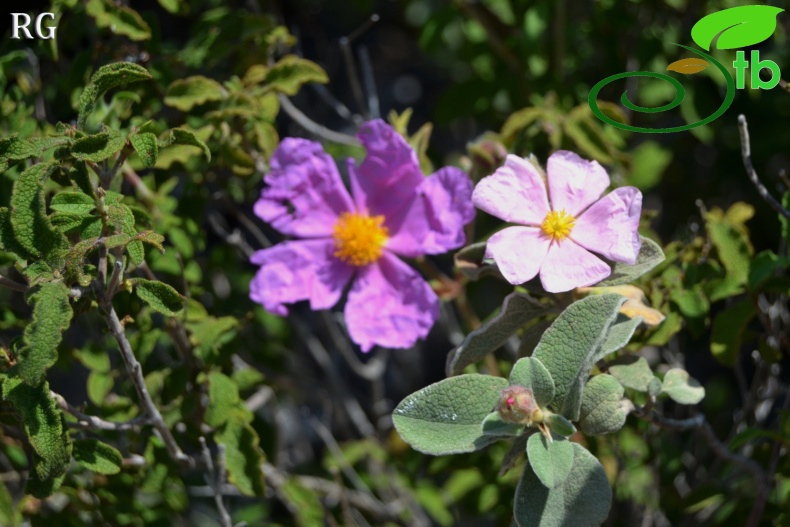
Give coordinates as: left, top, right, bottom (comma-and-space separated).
515, 443, 611, 527
593, 314, 642, 362
393, 375, 508, 455
481, 411, 524, 437
130, 278, 184, 316
533, 294, 626, 420
527, 432, 574, 489
447, 292, 549, 376
72, 438, 123, 475
609, 357, 655, 392
579, 374, 626, 436
509, 357, 555, 408
661, 368, 705, 404
17, 282, 74, 386
546, 413, 576, 437
595, 237, 665, 286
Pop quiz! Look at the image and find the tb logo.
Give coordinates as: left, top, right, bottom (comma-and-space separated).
10, 13, 57, 40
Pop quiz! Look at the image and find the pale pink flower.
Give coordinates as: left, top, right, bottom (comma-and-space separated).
472, 151, 642, 293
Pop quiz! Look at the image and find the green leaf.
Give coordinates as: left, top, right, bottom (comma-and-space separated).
393, 375, 508, 455
691, 5, 784, 51
533, 294, 626, 420
122, 206, 145, 267
527, 433, 574, 488
160, 128, 211, 162
0, 135, 32, 172
594, 315, 642, 362
706, 208, 753, 285
130, 132, 159, 169
609, 357, 655, 392
661, 369, 705, 405
629, 141, 672, 191
509, 357, 555, 408
481, 411, 524, 437
446, 292, 549, 376
50, 192, 95, 216
748, 250, 787, 289
670, 286, 710, 318
17, 282, 73, 386
10, 163, 67, 260
578, 374, 626, 436
0, 480, 17, 527
69, 162, 96, 198
217, 416, 266, 497
545, 414, 576, 437
595, 237, 665, 286
87, 370, 114, 405
514, 443, 611, 527
77, 62, 152, 128
72, 438, 123, 475
165, 76, 225, 111
710, 298, 755, 366
265, 55, 328, 95
71, 130, 127, 162
500, 432, 531, 476
26, 472, 65, 499
130, 278, 184, 316
205, 372, 242, 428
1, 374, 71, 481
454, 241, 503, 281
86, 0, 152, 41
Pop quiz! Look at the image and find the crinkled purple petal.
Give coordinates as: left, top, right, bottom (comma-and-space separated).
348, 120, 424, 234
539, 240, 611, 293
386, 166, 475, 257
344, 252, 439, 352
485, 226, 551, 285
573, 187, 643, 264
254, 138, 353, 238
472, 154, 551, 226
546, 150, 610, 217
249, 239, 353, 315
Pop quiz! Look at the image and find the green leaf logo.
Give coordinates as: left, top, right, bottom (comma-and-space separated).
691, 5, 784, 51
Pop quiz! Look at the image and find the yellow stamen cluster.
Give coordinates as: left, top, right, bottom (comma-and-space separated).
333, 212, 389, 266
541, 209, 576, 241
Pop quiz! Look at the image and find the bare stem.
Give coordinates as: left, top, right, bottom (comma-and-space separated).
200, 437, 234, 527
52, 391, 151, 431
278, 95, 359, 146
0, 274, 28, 293
737, 114, 790, 220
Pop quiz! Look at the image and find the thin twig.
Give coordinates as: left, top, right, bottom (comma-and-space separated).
200, 437, 233, 527
52, 391, 152, 431
278, 95, 359, 146
737, 114, 790, 220
358, 46, 380, 119
0, 274, 28, 293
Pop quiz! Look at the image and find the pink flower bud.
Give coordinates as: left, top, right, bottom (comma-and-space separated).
497, 385, 543, 425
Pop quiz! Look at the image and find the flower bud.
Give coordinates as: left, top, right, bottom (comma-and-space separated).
497, 385, 544, 426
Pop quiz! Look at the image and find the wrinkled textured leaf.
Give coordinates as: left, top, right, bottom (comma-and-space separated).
509, 357, 555, 408
17, 282, 74, 386
77, 62, 152, 128
217, 416, 266, 496
10, 163, 67, 260
165, 76, 225, 111
661, 369, 705, 405
265, 55, 328, 95
533, 294, 626, 420
609, 357, 655, 392
393, 375, 508, 455
578, 374, 626, 436
691, 5, 784, 51
205, 372, 242, 428
71, 130, 127, 162
527, 433, 574, 489
72, 438, 123, 475
545, 414, 576, 437
86, 0, 152, 41
514, 443, 611, 527
595, 237, 665, 287
447, 292, 549, 376
130, 278, 184, 316
159, 128, 211, 161
1, 374, 71, 481
594, 314, 642, 362
130, 132, 159, 168
50, 192, 95, 216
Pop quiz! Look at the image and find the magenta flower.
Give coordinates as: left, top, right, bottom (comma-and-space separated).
249, 120, 475, 351
472, 151, 642, 293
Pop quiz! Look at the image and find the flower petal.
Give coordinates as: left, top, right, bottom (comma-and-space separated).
546, 150, 610, 217
472, 154, 550, 225
348, 119, 424, 218
485, 226, 550, 285
539, 240, 611, 293
386, 166, 476, 256
249, 239, 353, 315
254, 138, 353, 238
572, 187, 643, 264
344, 252, 439, 352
